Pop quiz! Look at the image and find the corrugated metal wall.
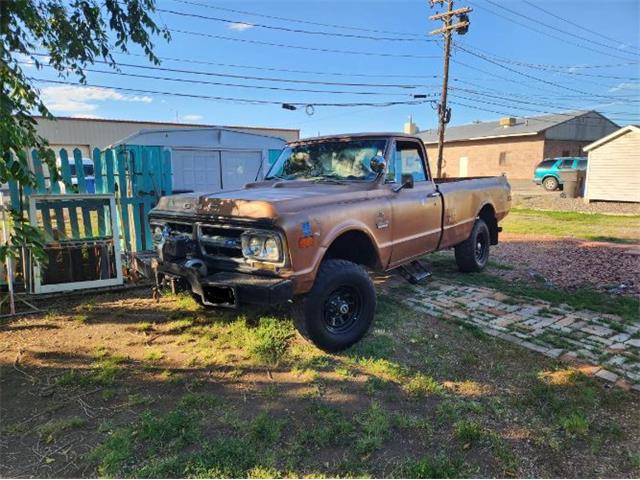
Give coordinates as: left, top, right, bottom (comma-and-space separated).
35, 117, 299, 151
585, 130, 640, 202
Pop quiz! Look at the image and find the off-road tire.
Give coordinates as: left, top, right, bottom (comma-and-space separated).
292, 259, 376, 352
454, 218, 490, 273
543, 176, 559, 191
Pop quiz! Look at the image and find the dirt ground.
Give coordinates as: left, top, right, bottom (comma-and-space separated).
1, 253, 639, 478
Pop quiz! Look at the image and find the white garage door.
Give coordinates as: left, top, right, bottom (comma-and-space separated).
172, 149, 221, 193
221, 151, 262, 190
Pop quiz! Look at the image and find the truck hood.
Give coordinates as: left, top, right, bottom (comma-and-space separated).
153, 181, 377, 220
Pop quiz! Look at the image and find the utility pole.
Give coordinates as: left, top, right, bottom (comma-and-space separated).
430, 0, 471, 178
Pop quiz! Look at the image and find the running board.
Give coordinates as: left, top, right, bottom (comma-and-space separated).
397, 260, 432, 284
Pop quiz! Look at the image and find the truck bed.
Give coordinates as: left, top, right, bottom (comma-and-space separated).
434, 175, 511, 250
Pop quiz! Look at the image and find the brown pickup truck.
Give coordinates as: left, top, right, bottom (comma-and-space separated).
150, 133, 511, 351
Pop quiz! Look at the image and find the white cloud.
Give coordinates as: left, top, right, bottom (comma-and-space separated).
609, 82, 640, 92
71, 113, 104, 119
228, 22, 254, 31
40, 85, 152, 114
182, 114, 203, 122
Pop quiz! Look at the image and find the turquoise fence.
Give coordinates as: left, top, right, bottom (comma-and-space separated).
6, 145, 172, 253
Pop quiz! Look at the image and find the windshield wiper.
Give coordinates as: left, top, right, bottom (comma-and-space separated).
309, 176, 348, 185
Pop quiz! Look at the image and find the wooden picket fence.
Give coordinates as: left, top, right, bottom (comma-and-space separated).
6, 144, 172, 253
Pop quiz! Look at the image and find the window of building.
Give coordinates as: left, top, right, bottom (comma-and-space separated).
498, 151, 509, 166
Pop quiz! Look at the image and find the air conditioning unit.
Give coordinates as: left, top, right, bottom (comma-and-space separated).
500, 117, 516, 127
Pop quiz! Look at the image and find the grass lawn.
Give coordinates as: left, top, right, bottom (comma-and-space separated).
502, 208, 640, 243
1, 265, 639, 478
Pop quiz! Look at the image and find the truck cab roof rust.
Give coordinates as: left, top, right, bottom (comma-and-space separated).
151, 133, 511, 295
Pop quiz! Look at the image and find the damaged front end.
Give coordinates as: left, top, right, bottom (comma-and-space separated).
150, 218, 293, 308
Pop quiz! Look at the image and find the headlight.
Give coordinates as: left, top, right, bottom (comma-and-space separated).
241, 231, 283, 262
151, 223, 166, 248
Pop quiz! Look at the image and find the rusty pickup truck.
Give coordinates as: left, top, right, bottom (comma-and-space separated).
149, 133, 511, 351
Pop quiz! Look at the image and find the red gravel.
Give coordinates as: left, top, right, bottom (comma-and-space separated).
491, 233, 640, 295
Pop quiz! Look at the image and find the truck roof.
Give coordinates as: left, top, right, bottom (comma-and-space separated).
291, 132, 423, 145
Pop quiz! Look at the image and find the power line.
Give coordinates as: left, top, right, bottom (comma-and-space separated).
482, 0, 639, 59
31, 62, 434, 97
454, 43, 627, 100
521, 0, 640, 54
27, 52, 429, 89
167, 0, 425, 38
169, 28, 439, 59
453, 42, 640, 80
31, 78, 431, 108
158, 7, 431, 42
468, 0, 638, 62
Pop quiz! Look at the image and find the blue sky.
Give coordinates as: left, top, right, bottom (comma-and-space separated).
31, 0, 640, 137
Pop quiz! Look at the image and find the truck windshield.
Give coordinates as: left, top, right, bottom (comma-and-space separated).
266, 139, 387, 181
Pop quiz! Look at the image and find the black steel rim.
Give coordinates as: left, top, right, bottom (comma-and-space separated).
475, 230, 489, 264
322, 286, 362, 334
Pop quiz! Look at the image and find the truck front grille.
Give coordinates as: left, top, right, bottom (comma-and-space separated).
198, 225, 244, 259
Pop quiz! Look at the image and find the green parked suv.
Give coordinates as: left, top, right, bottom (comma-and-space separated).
533, 157, 588, 191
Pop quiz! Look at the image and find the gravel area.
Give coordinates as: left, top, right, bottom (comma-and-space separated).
513, 193, 640, 215
492, 232, 640, 295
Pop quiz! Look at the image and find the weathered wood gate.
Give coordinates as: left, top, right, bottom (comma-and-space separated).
7, 145, 172, 253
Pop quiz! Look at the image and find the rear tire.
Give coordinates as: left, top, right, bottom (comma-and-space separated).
543, 176, 559, 191
292, 259, 376, 352
455, 218, 490, 273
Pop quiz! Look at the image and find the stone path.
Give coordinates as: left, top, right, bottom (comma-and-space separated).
402, 281, 640, 391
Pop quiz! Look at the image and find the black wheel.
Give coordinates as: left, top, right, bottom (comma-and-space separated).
454, 218, 490, 273
292, 259, 376, 352
542, 176, 559, 191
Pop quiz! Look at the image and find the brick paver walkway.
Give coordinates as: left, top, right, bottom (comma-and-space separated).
403, 281, 640, 391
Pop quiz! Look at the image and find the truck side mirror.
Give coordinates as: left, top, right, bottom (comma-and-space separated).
369, 155, 386, 174
393, 173, 414, 192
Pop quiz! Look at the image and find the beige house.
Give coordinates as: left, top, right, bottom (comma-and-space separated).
583, 125, 640, 203
417, 111, 618, 179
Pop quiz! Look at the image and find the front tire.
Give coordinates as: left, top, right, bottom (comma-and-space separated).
543, 176, 559, 191
292, 259, 376, 352
454, 218, 490, 273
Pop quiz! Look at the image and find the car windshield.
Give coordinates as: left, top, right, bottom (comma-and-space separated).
536, 159, 556, 168
266, 139, 387, 182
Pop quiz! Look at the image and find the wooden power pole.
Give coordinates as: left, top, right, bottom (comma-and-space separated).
430, 0, 471, 178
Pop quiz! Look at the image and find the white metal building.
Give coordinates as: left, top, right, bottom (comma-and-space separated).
114, 127, 288, 192
583, 125, 640, 203
34, 116, 299, 157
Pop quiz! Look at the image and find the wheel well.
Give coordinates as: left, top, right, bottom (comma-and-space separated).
478, 204, 499, 245
543, 175, 558, 183
324, 230, 379, 269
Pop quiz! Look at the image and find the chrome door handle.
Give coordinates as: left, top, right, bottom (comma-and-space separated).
426, 192, 439, 198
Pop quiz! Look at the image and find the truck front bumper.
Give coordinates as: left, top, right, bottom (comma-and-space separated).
157, 262, 293, 308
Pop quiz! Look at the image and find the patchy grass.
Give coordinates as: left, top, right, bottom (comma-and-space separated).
403, 373, 444, 398
503, 208, 640, 243
38, 417, 85, 443
3, 286, 639, 478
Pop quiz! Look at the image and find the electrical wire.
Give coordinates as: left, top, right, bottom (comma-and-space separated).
482, 0, 639, 59
27, 52, 430, 89
31, 77, 431, 108
468, 0, 638, 62
454, 44, 629, 100
167, 0, 426, 38
31, 62, 434, 97
157, 7, 432, 42
521, 0, 640, 53
168, 28, 439, 59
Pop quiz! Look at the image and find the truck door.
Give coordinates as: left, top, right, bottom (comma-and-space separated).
387, 139, 442, 266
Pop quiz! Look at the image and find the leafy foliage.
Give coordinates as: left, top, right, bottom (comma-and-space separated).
0, 0, 169, 262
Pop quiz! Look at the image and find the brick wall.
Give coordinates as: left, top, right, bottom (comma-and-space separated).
543, 140, 590, 159
424, 134, 545, 180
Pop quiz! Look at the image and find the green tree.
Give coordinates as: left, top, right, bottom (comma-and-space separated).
0, 0, 169, 262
